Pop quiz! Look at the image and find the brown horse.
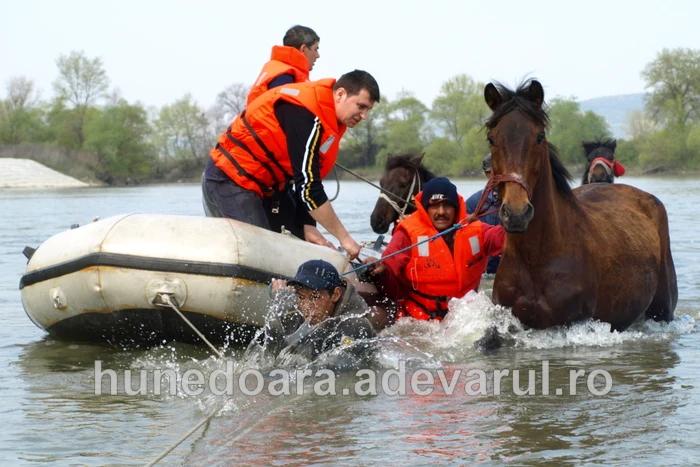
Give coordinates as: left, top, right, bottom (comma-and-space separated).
370, 153, 435, 234
483, 80, 677, 332
581, 138, 625, 185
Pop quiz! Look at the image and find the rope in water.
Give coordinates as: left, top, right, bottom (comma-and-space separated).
144, 408, 219, 467
156, 294, 224, 359
145, 294, 226, 466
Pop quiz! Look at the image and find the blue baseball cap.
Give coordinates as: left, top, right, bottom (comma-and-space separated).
421, 177, 459, 210
288, 259, 343, 291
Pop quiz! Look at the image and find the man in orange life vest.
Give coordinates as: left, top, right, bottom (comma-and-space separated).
364, 177, 505, 320
247, 25, 320, 106
203, 25, 329, 245
204, 70, 380, 260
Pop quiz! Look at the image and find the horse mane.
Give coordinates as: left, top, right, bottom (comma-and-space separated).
547, 143, 573, 195
582, 137, 617, 157
385, 153, 436, 180
484, 80, 572, 196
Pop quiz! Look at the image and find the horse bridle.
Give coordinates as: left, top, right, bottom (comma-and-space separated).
467, 172, 533, 223
378, 169, 421, 218
587, 157, 614, 183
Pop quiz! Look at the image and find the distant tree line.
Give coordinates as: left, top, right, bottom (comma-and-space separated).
0, 48, 698, 184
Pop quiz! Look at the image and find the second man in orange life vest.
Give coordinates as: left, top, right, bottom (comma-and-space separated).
363, 177, 506, 320
205, 70, 380, 260
247, 25, 320, 106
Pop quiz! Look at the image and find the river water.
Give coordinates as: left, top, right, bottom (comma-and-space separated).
1, 177, 699, 466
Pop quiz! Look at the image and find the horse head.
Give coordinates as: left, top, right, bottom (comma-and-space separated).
581, 138, 623, 184
484, 79, 573, 233
370, 153, 435, 234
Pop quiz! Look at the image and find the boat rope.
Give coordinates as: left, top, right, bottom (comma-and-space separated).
144, 405, 220, 467
154, 293, 224, 359
145, 293, 228, 466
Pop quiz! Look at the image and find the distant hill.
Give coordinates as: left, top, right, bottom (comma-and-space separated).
578, 93, 646, 139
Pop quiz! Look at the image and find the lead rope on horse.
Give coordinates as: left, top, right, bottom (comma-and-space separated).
339, 169, 530, 278
328, 165, 341, 202
340, 221, 465, 277
335, 163, 417, 210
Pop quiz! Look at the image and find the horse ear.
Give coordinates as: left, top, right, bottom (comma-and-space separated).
484, 83, 502, 111
608, 139, 617, 153
581, 141, 596, 159
527, 80, 545, 107
411, 153, 425, 166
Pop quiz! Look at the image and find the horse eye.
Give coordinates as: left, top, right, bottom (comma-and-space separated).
487, 136, 495, 146
536, 132, 546, 144
399, 183, 408, 189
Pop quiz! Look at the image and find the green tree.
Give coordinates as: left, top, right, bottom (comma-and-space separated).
154, 94, 212, 178
0, 77, 46, 144
614, 138, 640, 166
425, 74, 489, 175
83, 99, 155, 182
638, 48, 700, 168
52, 50, 110, 145
210, 82, 248, 134
642, 48, 700, 129
547, 98, 611, 164
375, 92, 430, 168
430, 74, 488, 147
338, 100, 388, 168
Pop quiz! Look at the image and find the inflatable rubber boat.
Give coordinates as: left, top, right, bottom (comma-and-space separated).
19, 214, 385, 347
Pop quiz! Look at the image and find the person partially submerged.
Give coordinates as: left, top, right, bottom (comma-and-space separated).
249, 259, 377, 369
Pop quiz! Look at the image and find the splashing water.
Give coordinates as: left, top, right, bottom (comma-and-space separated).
378, 290, 698, 361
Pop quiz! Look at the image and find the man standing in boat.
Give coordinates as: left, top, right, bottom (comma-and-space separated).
246, 25, 320, 105
204, 25, 333, 246
205, 70, 380, 260
363, 177, 505, 321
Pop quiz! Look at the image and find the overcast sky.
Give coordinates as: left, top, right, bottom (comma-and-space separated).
2, 0, 699, 110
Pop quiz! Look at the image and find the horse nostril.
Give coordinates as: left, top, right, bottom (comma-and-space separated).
500, 205, 510, 220
525, 203, 534, 220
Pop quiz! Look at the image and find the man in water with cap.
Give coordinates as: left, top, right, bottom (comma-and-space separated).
466, 153, 503, 274
364, 177, 505, 321
254, 259, 376, 367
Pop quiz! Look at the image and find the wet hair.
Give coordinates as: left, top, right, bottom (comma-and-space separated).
333, 70, 381, 103
283, 25, 320, 49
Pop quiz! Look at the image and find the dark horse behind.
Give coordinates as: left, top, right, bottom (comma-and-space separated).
581, 138, 625, 185
483, 79, 677, 333
370, 154, 435, 234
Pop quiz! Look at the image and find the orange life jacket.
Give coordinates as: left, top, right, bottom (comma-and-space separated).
396, 192, 488, 321
247, 46, 310, 106
210, 78, 345, 198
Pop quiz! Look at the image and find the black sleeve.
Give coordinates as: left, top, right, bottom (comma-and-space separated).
294, 189, 317, 227
274, 102, 328, 211
268, 74, 295, 89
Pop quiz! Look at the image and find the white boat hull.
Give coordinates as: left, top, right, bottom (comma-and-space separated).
20, 214, 377, 347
